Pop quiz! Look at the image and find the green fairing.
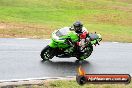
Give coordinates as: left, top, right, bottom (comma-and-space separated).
49, 27, 101, 49
49, 30, 79, 48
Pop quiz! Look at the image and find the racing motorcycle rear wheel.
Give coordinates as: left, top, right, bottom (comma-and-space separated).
40, 45, 54, 60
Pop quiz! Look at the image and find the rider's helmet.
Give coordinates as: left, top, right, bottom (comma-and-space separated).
73, 21, 83, 33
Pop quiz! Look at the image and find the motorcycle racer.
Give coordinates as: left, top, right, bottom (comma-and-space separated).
70, 21, 102, 53
71, 21, 89, 53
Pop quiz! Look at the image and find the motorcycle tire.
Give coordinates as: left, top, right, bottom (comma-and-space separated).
40, 45, 54, 60
76, 45, 93, 60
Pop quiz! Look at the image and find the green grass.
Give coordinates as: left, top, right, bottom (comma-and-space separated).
0, 0, 132, 42
11, 80, 132, 88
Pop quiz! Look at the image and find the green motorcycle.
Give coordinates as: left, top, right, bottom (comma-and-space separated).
40, 27, 102, 60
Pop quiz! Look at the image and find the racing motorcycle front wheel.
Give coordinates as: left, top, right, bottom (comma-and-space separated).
76, 45, 93, 60
40, 45, 54, 61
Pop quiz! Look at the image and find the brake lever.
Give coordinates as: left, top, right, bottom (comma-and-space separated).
97, 40, 100, 45
94, 40, 99, 46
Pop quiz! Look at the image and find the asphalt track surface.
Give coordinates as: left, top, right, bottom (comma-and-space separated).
0, 38, 132, 81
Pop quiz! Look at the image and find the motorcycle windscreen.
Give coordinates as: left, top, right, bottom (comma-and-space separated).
55, 27, 78, 41
55, 27, 70, 37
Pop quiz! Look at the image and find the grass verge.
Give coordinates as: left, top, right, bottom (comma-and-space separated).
0, 0, 132, 42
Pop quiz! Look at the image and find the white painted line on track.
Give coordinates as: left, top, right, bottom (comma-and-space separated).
112, 42, 119, 43
14, 38, 50, 40
15, 38, 28, 40
0, 76, 75, 83
45, 39, 50, 40
0, 76, 75, 87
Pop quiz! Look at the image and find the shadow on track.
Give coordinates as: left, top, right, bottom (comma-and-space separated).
41, 59, 89, 65
40, 59, 91, 73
